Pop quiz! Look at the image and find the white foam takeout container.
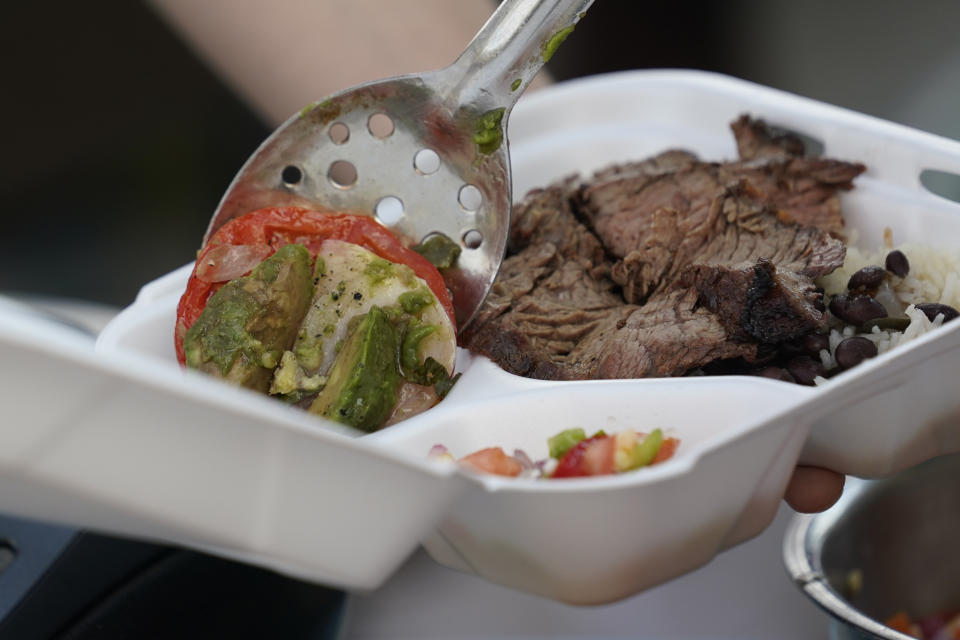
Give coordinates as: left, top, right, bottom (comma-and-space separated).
3, 70, 960, 605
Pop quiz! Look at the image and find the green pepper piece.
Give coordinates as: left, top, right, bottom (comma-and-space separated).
624, 429, 664, 471
548, 428, 586, 459
473, 107, 505, 155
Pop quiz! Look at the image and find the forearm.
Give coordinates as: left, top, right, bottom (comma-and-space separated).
149, 0, 550, 127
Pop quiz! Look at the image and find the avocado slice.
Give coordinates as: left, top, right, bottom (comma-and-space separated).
273, 238, 456, 401
308, 305, 399, 432
183, 244, 314, 392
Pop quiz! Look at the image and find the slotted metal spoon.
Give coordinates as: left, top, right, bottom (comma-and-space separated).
205, 0, 593, 330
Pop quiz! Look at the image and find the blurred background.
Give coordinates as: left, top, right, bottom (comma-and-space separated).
3, 0, 960, 309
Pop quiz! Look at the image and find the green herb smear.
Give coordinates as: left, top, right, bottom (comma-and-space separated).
542, 24, 575, 63
473, 107, 506, 155
625, 429, 663, 470
183, 244, 314, 391
399, 320, 461, 398
548, 428, 586, 459
412, 234, 462, 270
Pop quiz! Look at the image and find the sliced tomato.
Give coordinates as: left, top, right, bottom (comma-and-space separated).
175, 207, 455, 364
459, 447, 524, 477
552, 435, 616, 478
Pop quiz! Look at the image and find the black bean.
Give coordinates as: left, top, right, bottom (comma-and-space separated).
754, 366, 796, 383
847, 265, 886, 292
802, 332, 830, 356
829, 294, 888, 325
885, 250, 910, 278
835, 336, 878, 370
786, 355, 826, 386
916, 302, 960, 324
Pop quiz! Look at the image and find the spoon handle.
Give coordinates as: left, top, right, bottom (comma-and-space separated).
440, 0, 594, 113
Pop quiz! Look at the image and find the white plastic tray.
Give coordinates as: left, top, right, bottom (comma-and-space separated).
3, 70, 960, 604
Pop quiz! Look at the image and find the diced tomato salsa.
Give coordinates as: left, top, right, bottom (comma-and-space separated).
439, 428, 679, 479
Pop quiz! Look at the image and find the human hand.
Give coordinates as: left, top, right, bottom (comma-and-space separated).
784, 465, 845, 513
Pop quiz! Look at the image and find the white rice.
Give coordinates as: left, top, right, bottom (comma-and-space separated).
812, 237, 957, 384
818, 242, 960, 309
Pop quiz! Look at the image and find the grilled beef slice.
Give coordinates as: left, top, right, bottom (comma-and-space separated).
463, 116, 866, 379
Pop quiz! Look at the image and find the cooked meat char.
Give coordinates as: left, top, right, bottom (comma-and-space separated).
682, 258, 830, 343
462, 116, 866, 380
731, 114, 806, 161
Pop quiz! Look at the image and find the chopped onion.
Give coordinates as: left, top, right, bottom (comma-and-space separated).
512, 449, 535, 470
196, 243, 274, 283
536, 458, 557, 476
428, 444, 450, 458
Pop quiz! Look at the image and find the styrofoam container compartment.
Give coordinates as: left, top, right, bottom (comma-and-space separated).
3, 70, 960, 604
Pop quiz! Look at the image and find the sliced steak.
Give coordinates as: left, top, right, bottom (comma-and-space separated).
728, 116, 865, 233
723, 158, 863, 235
581, 158, 858, 281
567, 288, 758, 379
464, 115, 863, 380
463, 326, 568, 380
579, 152, 719, 263
508, 177, 606, 267
465, 268, 756, 381
603, 180, 846, 305
461, 240, 626, 380
731, 114, 806, 161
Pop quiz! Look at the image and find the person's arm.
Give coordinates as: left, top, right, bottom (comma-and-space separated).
149, 0, 508, 126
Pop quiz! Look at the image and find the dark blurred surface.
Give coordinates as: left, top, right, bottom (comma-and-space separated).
0, 515, 346, 640
0, 1, 270, 306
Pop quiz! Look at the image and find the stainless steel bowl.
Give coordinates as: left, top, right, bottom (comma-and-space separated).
784, 453, 960, 639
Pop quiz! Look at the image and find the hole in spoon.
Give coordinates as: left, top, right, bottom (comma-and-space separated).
375, 196, 404, 225
281, 165, 303, 186
463, 229, 483, 249
328, 122, 350, 145
458, 184, 482, 211
414, 149, 441, 175
328, 160, 357, 189
368, 113, 394, 139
